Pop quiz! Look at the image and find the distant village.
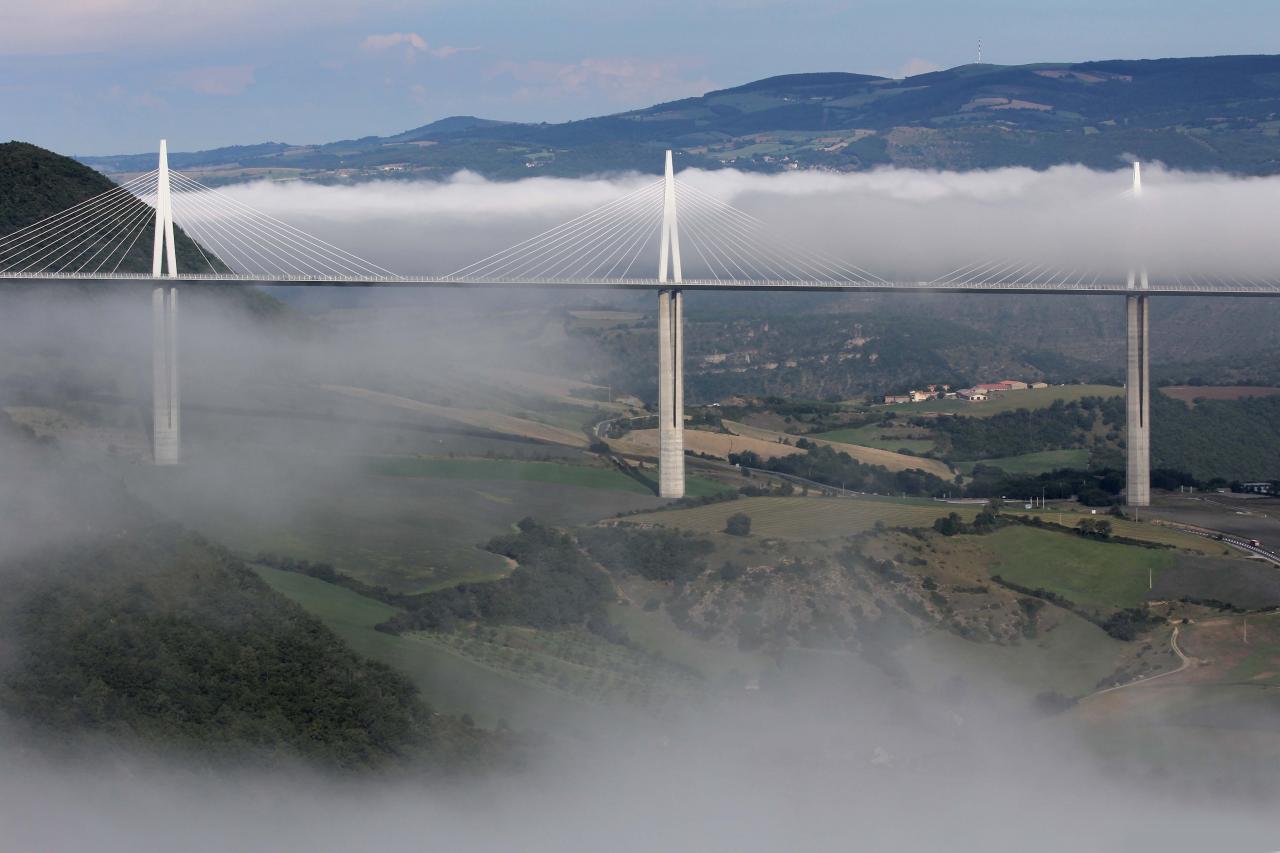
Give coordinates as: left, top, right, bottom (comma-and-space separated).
882, 379, 1050, 405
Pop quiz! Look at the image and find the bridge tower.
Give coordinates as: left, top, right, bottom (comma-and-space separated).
657, 149, 685, 498
152, 139, 181, 465
1125, 161, 1150, 507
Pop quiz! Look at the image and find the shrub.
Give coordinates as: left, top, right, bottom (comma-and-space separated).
719, 561, 746, 582
725, 513, 753, 536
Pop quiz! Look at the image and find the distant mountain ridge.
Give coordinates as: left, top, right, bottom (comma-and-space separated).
81, 54, 1280, 183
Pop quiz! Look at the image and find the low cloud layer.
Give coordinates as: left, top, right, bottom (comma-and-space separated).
3, 669, 1279, 853
214, 165, 1280, 284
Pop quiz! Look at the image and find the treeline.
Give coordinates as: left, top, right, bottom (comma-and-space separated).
730, 443, 950, 496
964, 465, 1126, 504
1150, 392, 1280, 481
578, 525, 714, 583
717, 396, 850, 427
256, 553, 422, 607
377, 518, 614, 634
932, 508, 1000, 536
923, 397, 1109, 460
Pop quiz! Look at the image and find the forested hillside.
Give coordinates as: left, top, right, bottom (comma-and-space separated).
0, 413, 492, 769
572, 292, 1280, 405
1151, 392, 1280, 481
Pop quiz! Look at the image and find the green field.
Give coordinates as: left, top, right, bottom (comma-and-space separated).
368, 456, 653, 493
1223, 612, 1280, 687
959, 448, 1089, 475
1005, 506, 1214, 552
254, 565, 610, 730
883, 384, 1122, 417
607, 602, 768, 681
634, 495, 977, 540
812, 423, 936, 454
255, 565, 706, 729
370, 456, 732, 500
118, 450, 663, 594
983, 525, 1173, 612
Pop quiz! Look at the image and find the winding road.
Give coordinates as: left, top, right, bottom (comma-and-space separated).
1092, 623, 1193, 697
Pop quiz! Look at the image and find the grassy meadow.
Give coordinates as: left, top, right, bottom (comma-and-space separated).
980, 525, 1172, 612
254, 565, 737, 729
253, 565, 595, 729
634, 495, 978, 540
958, 448, 1089, 475
812, 422, 937, 454
119, 449, 665, 594
367, 456, 654, 493
881, 384, 1122, 417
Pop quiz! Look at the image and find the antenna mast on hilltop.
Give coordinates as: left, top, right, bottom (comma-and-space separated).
977, 39, 983, 64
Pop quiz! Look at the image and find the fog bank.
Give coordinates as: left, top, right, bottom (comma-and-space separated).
219, 165, 1280, 281
4, 673, 1279, 853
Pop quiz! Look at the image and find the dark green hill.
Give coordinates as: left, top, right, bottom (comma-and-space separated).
0, 414, 491, 769
80, 54, 1280, 181
1, 141, 224, 274
1151, 392, 1280, 481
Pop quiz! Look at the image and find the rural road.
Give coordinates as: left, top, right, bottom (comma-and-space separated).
1092, 623, 1193, 697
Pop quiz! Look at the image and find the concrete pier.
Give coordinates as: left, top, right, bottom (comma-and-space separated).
152, 285, 180, 465
1125, 287, 1150, 507
657, 288, 685, 498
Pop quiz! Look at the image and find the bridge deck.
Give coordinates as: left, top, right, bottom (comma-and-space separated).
7, 275, 1280, 298
4, 271, 1280, 296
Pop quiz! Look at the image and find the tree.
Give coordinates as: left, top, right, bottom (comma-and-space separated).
725, 513, 753, 536
1077, 518, 1113, 539
1078, 488, 1116, 507
933, 512, 965, 536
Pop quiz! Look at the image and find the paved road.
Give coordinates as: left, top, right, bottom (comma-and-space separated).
1155, 520, 1280, 566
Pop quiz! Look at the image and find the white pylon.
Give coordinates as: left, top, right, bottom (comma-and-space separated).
657, 150, 685, 499
1125, 160, 1150, 507
151, 139, 178, 278
659, 149, 682, 284
152, 139, 181, 465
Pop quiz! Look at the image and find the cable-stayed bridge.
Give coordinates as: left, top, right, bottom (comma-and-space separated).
0, 144, 1272, 503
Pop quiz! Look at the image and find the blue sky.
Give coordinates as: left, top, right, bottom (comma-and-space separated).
3, 0, 1278, 155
